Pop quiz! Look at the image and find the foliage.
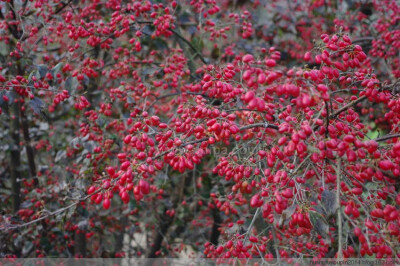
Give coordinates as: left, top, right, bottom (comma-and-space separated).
0, 0, 399, 261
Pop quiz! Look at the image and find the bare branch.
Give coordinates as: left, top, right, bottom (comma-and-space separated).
152, 123, 279, 160
336, 158, 343, 259
1, 179, 110, 231
375, 134, 400, 142
329, 95, 367, 119
20, 0, 73, 42
170, 28, 208, 65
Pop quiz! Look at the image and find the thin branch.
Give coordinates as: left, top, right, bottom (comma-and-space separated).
325, 101, 330, 138
352, 36, 375, 43
3, 201, 77, 230
20, 0, 73, 42
243, 207, 260, 245
146, 92, 207, 112
329, 95, 366, 119
336, 158, 343, 259
329, 80, 399, 120
271, 227, 280, 259
151, 137, 208, 160
225, 108, 267, 113
1, 180, 110, 231
151, 123, 279, 160
375, 134, 400, 142
291, 153, 312, 175
239, 122, 279, 131
170, 28, 207, 64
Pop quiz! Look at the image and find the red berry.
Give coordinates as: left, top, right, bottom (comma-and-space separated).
103, 198, 111, 210
379, 160, 393, 171
242, 54, 254, 63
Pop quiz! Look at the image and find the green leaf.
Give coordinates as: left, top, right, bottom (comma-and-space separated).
321, 189, 338, 217
37, 64, 48, 78
22, 241, 34, 257
278, 205, 297, 228
366, 129, 379, 139
65, 76, 79, 94
0, 91, 6, 106
191, 36, 204, 52
0, 41, 9, 56
96, 116, 108, 128
309, 210, 330, 240
153, 38, 169, 51
277, 28, 284, 38
29, 97, 44, 112
82, 74, 90, 86
29, 97, 48, 120
70, 137, 81, 149
28, 70, 37, 81
51, 62, 63, 73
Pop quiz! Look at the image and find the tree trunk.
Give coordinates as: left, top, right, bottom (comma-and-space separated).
146, 215, 173, 258
146, 174, 187, 258
210, 207, 222, 245
10, 103, 21, 213
74, 230, 87, 257
20, 110, 38, 186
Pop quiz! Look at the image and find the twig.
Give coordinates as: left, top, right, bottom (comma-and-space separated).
152, 122, 279, 160
151, 137, 208, 160
1, 178, 113, 231
291, 153, 312, 175
3, 201, 78, 230
329, 80, 399, 120
239, 122, 279, 131
329, 95, 366, 119
146, 92, 207, 112
170, 28, 207, 64
336, 158, 343, 259
352, 36, 375, 43
375, 134, 400, 142
20, 0, 73, 42
224, 108, 267, 113
271, 227, 280, 259
243, 207, 260, 245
